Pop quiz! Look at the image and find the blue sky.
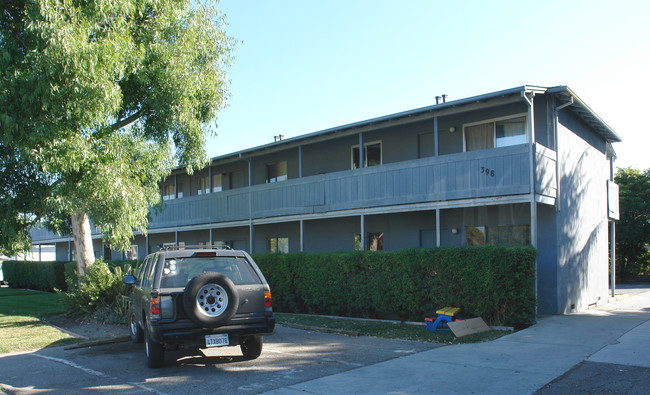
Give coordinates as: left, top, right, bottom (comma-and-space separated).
207, 0, 650, 170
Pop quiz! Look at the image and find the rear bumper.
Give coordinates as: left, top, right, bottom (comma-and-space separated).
149, 316, 275, 346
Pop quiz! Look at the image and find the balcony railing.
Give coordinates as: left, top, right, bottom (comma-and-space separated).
149, 144, 538, 229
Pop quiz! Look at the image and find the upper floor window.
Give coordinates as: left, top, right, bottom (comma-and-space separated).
213, 173, 223, 192
464, 115, 527, 152
352, 141, 382, 169
162, 184, 175, 201
197, 175, 210, 195
266, 161, 287, 183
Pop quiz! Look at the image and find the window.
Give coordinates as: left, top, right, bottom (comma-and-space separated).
197, 175, 210, 195
212, 173, 223, 192
161, 256, 261, 288
486, 225, 530, 246
138, 256, 152, 286
353, 233, 384, 250
367, 232, 383, 251
466, 226, 486, 245
353, 233, 362, 251
176, 183, 183, 199
127, 245, 138, 260
496, 117, 527, 147
352, 141, 382, 169
464, 116, 526, 152
466, 225, 530, 246
162, 184, 175, 201
266, 161, 288, 183
268, 237, 289, 253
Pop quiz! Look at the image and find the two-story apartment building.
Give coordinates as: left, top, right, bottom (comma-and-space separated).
31, 85, 621, 314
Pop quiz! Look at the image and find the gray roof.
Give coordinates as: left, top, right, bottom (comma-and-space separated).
206, 85, 621, 165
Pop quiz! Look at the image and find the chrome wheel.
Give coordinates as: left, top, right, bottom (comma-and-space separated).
196, 283, 228, 317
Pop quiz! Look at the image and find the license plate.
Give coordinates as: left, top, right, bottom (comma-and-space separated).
205, 334, 229, 348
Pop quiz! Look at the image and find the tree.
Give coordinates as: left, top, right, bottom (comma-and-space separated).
0, 0, 234, 275
615, 167, 650, 279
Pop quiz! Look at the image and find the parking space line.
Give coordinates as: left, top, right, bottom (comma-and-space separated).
33, 354, 170, 395
34, 354, 107, 377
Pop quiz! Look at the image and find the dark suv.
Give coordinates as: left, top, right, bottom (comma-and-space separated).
123, 246, 275, 368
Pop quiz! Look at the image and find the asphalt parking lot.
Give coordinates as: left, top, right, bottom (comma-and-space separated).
0, 325, 442, 394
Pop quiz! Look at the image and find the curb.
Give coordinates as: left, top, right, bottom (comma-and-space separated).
279, 323, 360, 337
64, 336, 131, 350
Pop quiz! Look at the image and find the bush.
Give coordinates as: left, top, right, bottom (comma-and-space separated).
1, 261, 67, 291
254, 245, 537, 328
1, 259, 139, 293
61, 260, 132, 324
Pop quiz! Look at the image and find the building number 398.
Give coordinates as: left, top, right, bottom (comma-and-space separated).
480, 167, 495, 177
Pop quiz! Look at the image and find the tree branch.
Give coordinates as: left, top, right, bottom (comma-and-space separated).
94, 107, 146, 139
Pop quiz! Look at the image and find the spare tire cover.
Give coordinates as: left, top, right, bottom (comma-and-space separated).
183, 272, 239, 328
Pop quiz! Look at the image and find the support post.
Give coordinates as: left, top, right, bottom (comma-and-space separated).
360, 214, 366, 250
300, 220, 305, 252
433, 117, 439, 157
298, 146, 304, 178
436, 209, 441, 247
358, 133, 364, 168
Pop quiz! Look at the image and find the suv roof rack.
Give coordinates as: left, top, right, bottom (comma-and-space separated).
160, 244, 233, 251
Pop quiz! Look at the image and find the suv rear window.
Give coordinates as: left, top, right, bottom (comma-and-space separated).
160, 257, 261, 288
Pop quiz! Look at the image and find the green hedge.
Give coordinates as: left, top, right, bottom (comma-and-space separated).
253, 245, 537, 328
1, 259, 139, 292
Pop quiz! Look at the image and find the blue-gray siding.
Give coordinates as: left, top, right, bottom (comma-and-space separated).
149, 144, 533, 229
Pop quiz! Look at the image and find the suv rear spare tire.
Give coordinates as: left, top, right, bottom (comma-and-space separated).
183, 272, 239, 328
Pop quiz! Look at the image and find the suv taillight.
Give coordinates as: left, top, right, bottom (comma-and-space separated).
150, 296, 161, 317
264, 291, 272, 308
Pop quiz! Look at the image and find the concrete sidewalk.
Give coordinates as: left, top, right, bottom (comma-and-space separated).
265, 286, 650, 394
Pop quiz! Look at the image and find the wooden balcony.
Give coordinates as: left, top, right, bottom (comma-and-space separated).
149, 144, 546, 229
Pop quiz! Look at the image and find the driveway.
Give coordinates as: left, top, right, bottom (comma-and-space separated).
0, 325, 442, 394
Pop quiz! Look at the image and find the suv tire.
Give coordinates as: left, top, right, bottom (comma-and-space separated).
183, 272, 239, 328
240, 335, 263, 359
130, 313, 144, 343
145, 329, 165, 368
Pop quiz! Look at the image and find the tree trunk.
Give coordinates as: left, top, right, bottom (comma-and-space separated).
71, 211, 95, 276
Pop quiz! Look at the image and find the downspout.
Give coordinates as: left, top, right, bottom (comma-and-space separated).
522, 89, 538, 313
609, 151, 616, 298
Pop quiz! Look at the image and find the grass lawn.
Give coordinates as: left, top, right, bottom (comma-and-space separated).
0, 288, 78, 354
274, 312, 510, 344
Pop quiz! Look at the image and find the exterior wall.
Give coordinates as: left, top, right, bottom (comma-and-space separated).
440, 204, 531, 246
177, 230, 211, 246
148, 232, 176, 251
55, 242, 69, 261
302, 135, 358, 176
555, 110, 610, 313
366, 211, 437, 250
303, 217, 360, 252
254, 222, 301, 253
252, 148, 300, 185
537, 203, 558, 314
210, 226, 250, 251
438, 102, 528, 155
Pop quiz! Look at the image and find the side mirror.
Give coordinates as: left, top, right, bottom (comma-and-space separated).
123, 275, 136, 285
